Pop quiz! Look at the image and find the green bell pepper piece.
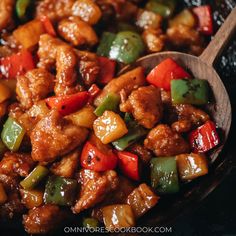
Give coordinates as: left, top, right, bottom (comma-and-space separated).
112, 114, 147, 151
83, 218, 99, 229
112, 128, 147, 151
97, 32, 116, 57
16, 0, 31, 20
146, 0, 176, 18
171, 79, 209, 105
20, 166, 49, 190
150, 157, 179, 194
109, 31, 145, 64
1, 117, 25, 152
44, 175, 78, 206
94, 93, 120, 116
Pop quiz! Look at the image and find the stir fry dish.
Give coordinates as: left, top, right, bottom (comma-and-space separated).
0, 0, 221, 234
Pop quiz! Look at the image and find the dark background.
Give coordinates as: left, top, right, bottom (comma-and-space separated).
172, 169, 236, 236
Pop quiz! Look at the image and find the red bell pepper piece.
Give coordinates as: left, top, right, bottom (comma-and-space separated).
146, 58, 190, 91
189, 120, 220, 153
117, 151, 140, 181
81, 141, 118, 172
97, 56, 116, 85
0, 50, 35, 79
192, 5, 213, 35
88, 84, 101, 104
46, 91, 89, 116
40, 16, 56, 37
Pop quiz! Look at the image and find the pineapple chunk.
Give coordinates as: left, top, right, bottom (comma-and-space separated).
127, 183, 159, 218
20, 189, 43, 209
169, 9, 196, 28
136, 10, 162, 30
176, 153, 208, 181
102, 204, 135, 230
72, 0, 102, 25
93, 111, 128, 144
66, 105, 96, 129
13, 19, 45, 50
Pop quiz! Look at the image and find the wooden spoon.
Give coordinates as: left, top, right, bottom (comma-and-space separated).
120, 7, 236, 162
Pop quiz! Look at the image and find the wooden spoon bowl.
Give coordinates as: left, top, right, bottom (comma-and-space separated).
120, 7, 236, 163
118, 8, 236, 227
120, 51, 232, 163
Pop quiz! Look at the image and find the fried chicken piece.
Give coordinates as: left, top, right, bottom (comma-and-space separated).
120, 86, 163, 129
76, 50, 100, 87
58, 16, 98, 47
16, 69, 54, 109
36, 0, 101, 25
72, 169, 119, 214
30, 110, 88, 163
91, 176, 135, 222
144, 124, 190, 156
128, 144, 152, 164
0, 152, 35, 178
38, 34, 82, 96
23, 204, 65, 234
50, 150, 80, 178
175, 104, 210, 126
171, 119, 192, 133
160, 90, 210, 129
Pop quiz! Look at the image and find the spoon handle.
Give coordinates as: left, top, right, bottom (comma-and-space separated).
200, 7, 236, 66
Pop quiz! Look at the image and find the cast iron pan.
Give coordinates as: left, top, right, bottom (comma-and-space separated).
0, 0, 236, 235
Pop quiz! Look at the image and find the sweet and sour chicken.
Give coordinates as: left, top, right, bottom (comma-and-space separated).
0, 0, 219, 234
